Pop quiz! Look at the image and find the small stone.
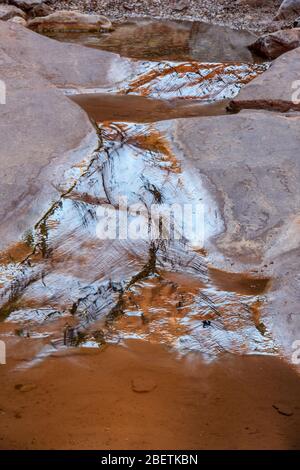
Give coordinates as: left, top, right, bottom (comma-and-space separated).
29, 4, 52, 19
15, 383, 37, 392
123, 3, 134, 11
172, 1, 189, 13
131, 376, 157, 393
272, 403, 294, 416
8, 16, 27, 26
249, 28, 300, 60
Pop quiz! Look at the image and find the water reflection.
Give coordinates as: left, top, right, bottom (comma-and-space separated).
44, 18, 260, 63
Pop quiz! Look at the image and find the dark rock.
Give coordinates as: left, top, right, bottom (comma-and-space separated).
293, 15, 300, 25
28, 3, 52, 18
249, 28, 300, 59
275, 0, 300, 20
123, 2, 134, 11
7, 0, 44, 12
0, 4, 26, 20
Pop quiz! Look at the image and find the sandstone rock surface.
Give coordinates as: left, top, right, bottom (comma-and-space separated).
230, 46, 300, 111
163, 109, 300, 354
0, 50, 98, 250
0, 20, 135, 250
28, 10, 112, 33
0, 21, 133, 89
249, 28, 300, 59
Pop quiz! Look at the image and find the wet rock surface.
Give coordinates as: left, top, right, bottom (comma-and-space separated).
0, 49, 98, 250
1, 11, 300, 449
49, 19, 258, 63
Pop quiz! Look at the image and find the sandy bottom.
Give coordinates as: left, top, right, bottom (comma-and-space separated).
0, 340, 300, 450
70, 93, 229, 123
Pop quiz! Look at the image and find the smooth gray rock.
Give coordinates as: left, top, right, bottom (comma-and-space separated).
0, 51, 98, 250
230, 46, 300, 111
0, 21, 134, 89
162, 110, 300, 355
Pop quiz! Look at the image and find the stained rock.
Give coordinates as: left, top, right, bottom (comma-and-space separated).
28, 10, 113, 33
275, 0, 300, 20
249, 28, 300, 59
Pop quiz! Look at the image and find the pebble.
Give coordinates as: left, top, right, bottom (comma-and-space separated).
131, 376, 157, 393
15, 383, 37, 393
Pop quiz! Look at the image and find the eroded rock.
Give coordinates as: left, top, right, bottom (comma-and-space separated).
28, 10, 113, 33
249, 28, 300, 59
0, 4, 26, 21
